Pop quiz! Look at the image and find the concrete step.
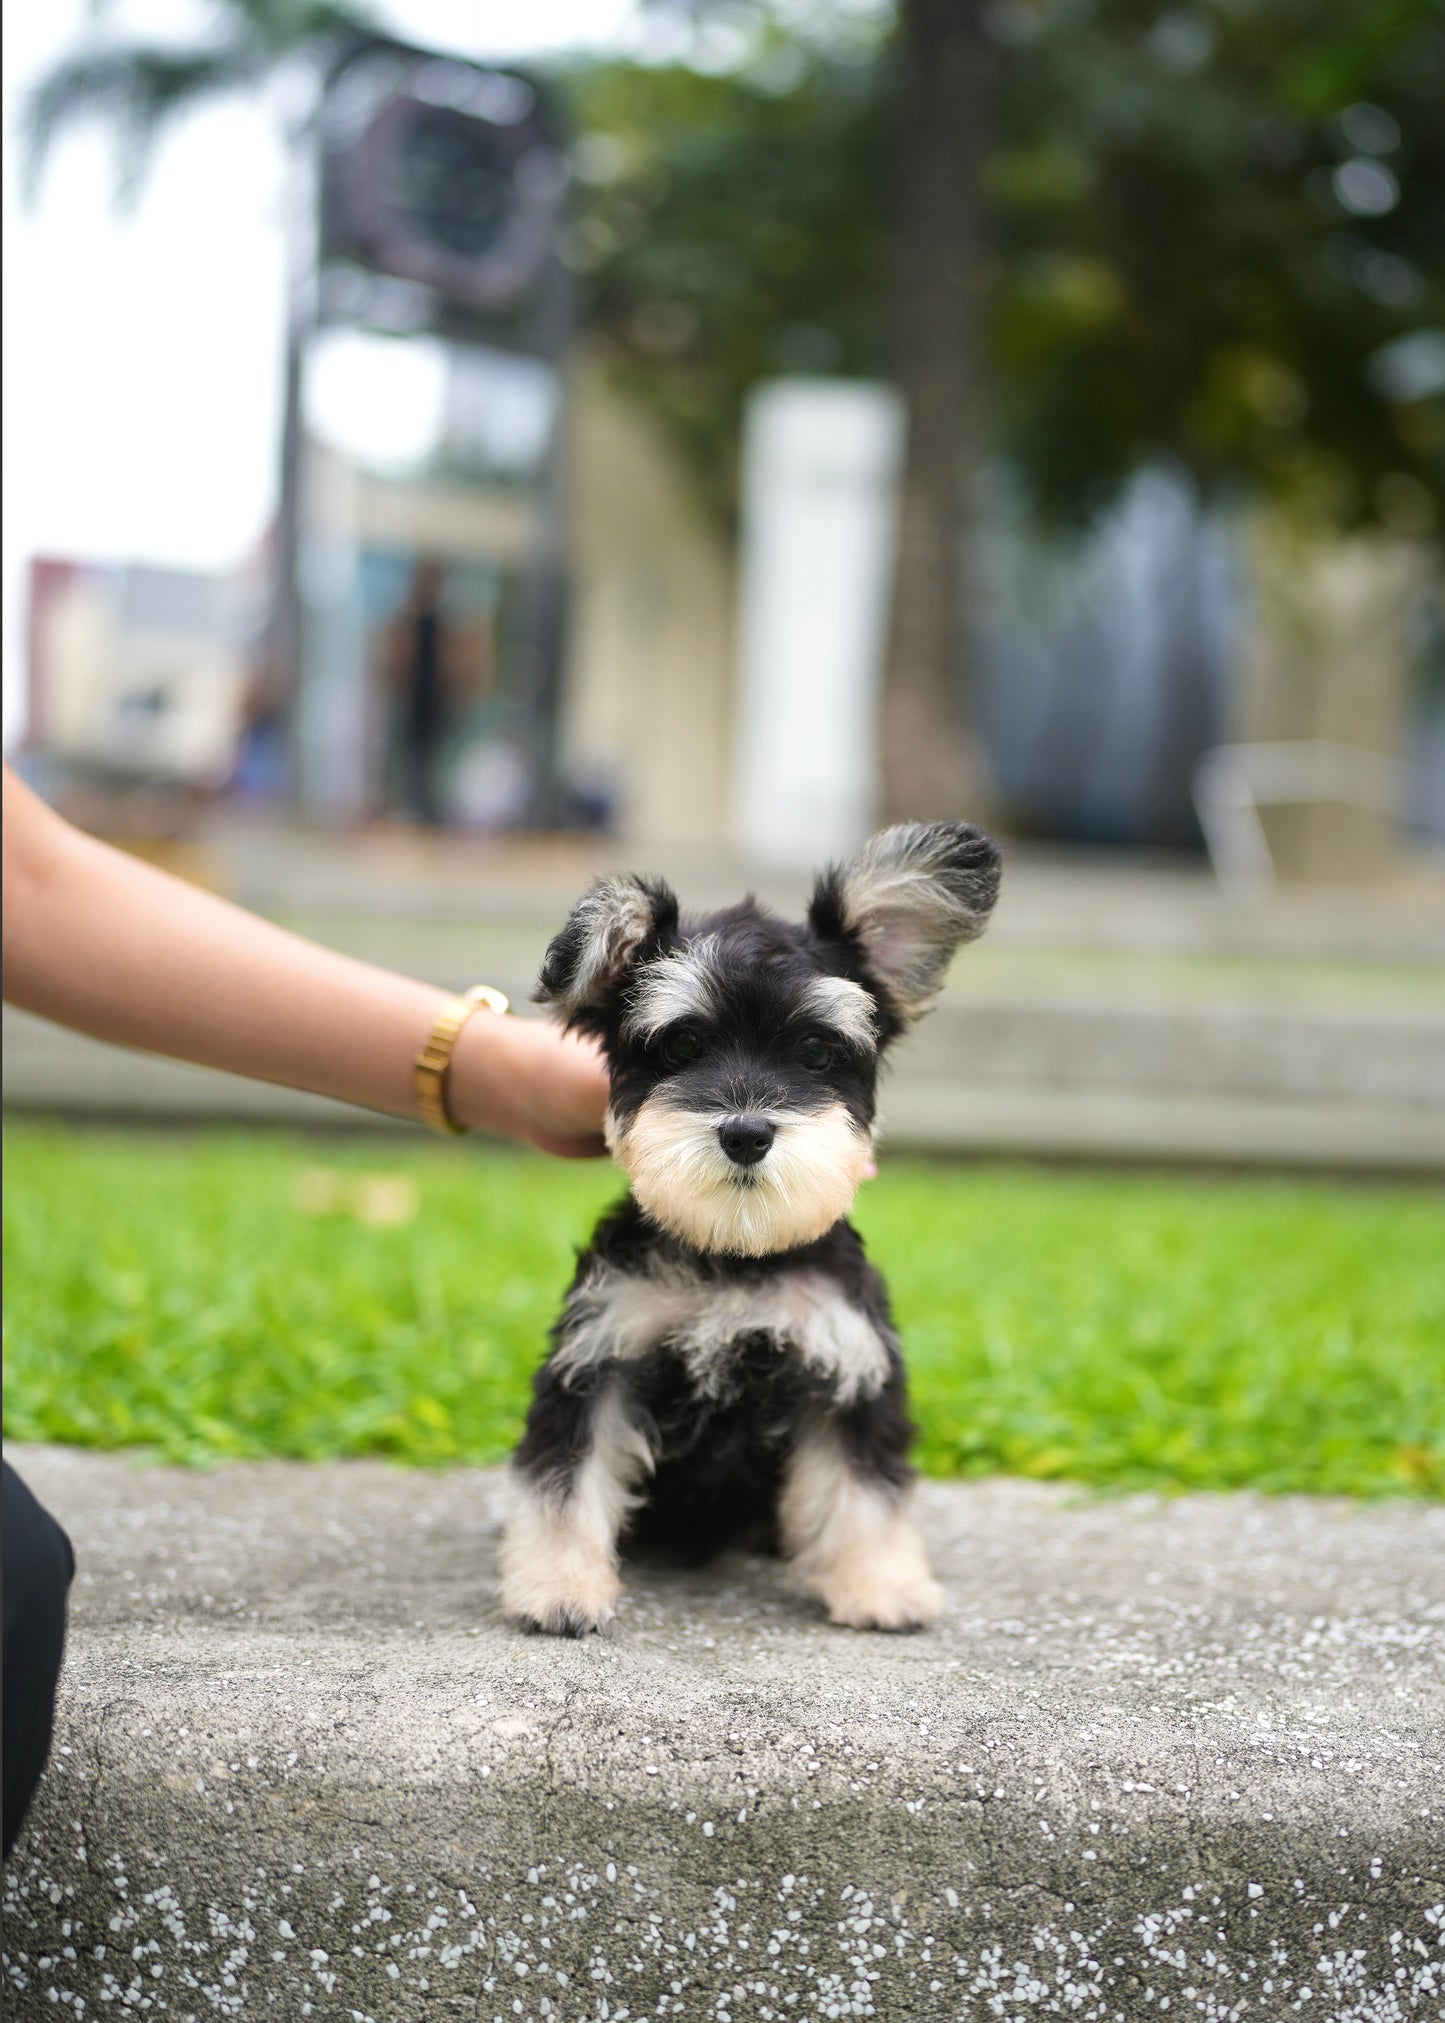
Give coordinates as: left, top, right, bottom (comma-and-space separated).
4, 1446, 1441, 2021
194, 822, 1445, 966
6, 987, 1443, 1172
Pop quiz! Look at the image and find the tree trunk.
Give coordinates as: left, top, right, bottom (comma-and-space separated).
879, 0, 992, 825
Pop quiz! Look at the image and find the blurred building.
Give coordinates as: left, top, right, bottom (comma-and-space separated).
20, 384, 1441, 881
1231, 519, 1442, 878
561, 358, 735, 852
25, 559, 251, 793
292, 335, 563, 829
275, 33, 576, 833
978, 466, 1234, 852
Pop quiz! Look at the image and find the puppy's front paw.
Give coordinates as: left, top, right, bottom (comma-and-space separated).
785, 1484, 947, 1632
516, 1595, 615, 1638
806, 1512, 947, 1631
500, 1543, 622, 1638
819, 1565, 946, 1633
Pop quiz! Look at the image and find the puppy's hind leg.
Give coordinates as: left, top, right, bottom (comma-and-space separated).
779, 1396, 944, 1633
500, 1371, 651, 1637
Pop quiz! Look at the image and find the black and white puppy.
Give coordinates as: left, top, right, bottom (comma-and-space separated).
499, 820, 1002, 1636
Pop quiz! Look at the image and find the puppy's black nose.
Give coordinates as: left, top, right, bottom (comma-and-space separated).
718, 1114, 775, 1167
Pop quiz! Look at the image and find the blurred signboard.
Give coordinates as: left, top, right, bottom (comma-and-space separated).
315, 37, 568, 356
277, 33, 573, 830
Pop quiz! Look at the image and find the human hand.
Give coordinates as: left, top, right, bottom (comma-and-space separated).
448, 1011, 610, 1159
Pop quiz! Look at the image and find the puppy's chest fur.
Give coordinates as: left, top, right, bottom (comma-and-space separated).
530, 1206, 900, 1566
553, 1204, 895, 1412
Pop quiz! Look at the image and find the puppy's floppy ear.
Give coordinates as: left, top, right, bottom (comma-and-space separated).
535, 872, 679, 1026
808, 821, 1001, 1026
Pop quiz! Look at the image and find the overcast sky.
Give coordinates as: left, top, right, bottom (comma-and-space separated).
1, 0, 645, 745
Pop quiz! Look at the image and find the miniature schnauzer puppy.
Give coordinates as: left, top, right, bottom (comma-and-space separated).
499, 820, 1002, 1636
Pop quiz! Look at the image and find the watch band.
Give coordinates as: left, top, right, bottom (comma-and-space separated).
414, 984, 510, 1136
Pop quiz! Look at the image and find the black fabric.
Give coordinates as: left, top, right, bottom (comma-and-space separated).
3, 1460, 74, 1861
405, 609, 444, 739
398, 605, 447, 824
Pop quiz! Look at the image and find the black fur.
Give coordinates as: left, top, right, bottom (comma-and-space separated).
511, 821, 1001, 1611
535, 873, 680, 1034
525, 1201, 916, 1563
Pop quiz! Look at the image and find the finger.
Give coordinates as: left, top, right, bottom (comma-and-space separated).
531, 1130, 611, 1161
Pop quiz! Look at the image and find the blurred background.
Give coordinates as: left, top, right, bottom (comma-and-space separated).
4, 0, 1443, 1173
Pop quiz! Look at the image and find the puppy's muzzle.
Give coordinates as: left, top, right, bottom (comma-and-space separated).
717, 1114, 775, 1168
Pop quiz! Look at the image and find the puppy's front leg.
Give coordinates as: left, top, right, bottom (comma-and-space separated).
500, 1370, 651, 1636
779, 1402, 944, 1633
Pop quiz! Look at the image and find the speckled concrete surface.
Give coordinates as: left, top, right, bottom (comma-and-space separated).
3, 1446, 1441, 2021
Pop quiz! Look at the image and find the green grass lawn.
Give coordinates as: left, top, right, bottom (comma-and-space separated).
3, 1122, 1441, 1497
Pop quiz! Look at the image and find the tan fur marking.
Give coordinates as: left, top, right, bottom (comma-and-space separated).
614, 1098, 871, 1257
779, 1427, 944, 1631
499, 1392, 652, 1634
549, 876, 659, 1017
796, 974, 878, 1050
835, 823, 997, 1023
622, 936, 723, 1039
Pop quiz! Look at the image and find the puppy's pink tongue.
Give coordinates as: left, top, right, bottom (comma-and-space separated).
862, 1157, 878, 1181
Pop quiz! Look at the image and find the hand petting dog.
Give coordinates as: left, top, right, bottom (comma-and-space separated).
500, 821, 1002, 1637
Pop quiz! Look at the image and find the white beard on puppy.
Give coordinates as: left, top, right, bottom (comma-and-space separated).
608, 1097, 872, 1257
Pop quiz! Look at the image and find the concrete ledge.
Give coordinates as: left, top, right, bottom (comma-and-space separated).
4, 1448, 1441, 2020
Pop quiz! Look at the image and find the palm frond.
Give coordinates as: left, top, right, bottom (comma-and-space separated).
22, 44, 262, 207
21, 0, 375, 208
221, 0, 379, 59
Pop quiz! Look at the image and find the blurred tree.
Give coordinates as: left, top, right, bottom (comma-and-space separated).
564, 0, 1442, 813
570, 0, 1443, 540
566, 1, 1432, 530
880, 0, 993, 819
987, 0, 1445, 533
559, 50, 889, 521
611, 0, 994, 818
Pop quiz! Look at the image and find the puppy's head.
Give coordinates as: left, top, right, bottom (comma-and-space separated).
537, 821, 1001, 1257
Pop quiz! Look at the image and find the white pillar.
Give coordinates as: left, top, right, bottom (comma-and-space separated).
730, 379, 903, 869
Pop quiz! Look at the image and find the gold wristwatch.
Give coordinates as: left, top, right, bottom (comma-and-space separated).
414, 984, 510, 1135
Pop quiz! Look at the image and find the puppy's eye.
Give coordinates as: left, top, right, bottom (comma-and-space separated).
798, 1036, 837, 1072
660, 1028, 704, 1070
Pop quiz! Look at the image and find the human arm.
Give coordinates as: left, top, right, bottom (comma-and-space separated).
1, 765, 608, 1156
